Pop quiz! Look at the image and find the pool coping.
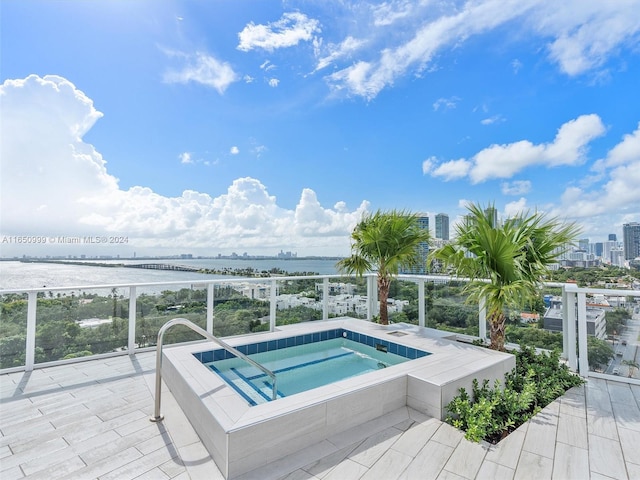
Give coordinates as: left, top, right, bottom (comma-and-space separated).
161, 318, 515, 478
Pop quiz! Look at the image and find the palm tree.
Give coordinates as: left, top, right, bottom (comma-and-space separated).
622, 359, 639, 378
337, 210, 431, 325
429, 203, 580, 351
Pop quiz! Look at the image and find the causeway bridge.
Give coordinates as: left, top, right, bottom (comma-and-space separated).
124, 263, 200, 272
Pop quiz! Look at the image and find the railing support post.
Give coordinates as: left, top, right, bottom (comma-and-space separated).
128, 286, 137, 354
270, 279, 277, 332
418, 280, 425, 328
479, 297, 487, 341
25, 292, 37, 371
322, 278, 329, 320
565, 288, 578, 372
207, 284, 214, 334
577, 292, 589, 377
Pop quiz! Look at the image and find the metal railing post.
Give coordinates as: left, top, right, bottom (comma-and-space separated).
25, 292, 37, 371
128, 286, 137, 354
577, 292, 589, 377
479, 297, 487, 340
323, 278, 329, 320
418, 279, 425, 327
270, 279, 277, 331
151, 318, 277, 422
207, 284, 214, 333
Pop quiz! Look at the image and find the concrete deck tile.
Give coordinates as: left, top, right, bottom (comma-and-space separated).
301, 444, 360, 478
322, 458, 369, 480
431, 422, 464, 448
607, 382, 636, 405
278, 469, 317, 480
484, 428, 527, 470
617, 426, 640, 465
556, 413, 588, 449
475, 460, 515, 480
522, 409, 559, 459
551, 442, 589, 480
359, 448, 413, 480
443, 437, 487, 479
513, 451, 553, 480
588, 434, 627, 480
347, 426, 404, 468
130, 467, 171, 480
436, 469, 467, 479
397, 440, 453, 480
612, 400, 640, 433
588, 411, 620, 440
65, 446, 144, 480
390, 417, 441, 457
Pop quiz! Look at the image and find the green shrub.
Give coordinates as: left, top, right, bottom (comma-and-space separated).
445, 344, 583, 443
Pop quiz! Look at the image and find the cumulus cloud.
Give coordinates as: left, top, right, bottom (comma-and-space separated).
501, 180, 532, 195
238, 12, 320, 52
314, 36, 366, 72
179, 152, 193, 164
268, 78, 280, 87
548, 122, 640, 224
425, 114, 606, 183
164, 51, 238, 94
0, 75, 368, 255
481, 115, 504, 125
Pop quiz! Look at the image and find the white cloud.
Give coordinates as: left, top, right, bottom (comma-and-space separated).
426, 114, 606, 183
325, 0, 640, 99
315, 36, 366, 72
238, 12, 321, 52
548, 122, 640, 224
433, 96, 460, 111
179, 152, 193, 164
0, 75, 368, 256
501, 180, 532, 195
481, 115, 504, 125
268, 78, 280, 87
230, 146, 239, 155
163, 51, 238, 94
503, 198, 529, 219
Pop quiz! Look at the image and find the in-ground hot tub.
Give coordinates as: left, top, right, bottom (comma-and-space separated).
161, 318, 515, 479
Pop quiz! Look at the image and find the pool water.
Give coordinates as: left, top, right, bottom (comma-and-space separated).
205, 338, 412, 405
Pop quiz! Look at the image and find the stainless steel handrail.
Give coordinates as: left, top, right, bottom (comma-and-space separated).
150, 317, 277, 422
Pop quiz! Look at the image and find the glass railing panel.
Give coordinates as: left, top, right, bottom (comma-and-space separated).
327, 275, 367, 320
275, 276, 323, 327
587, 292, 639, 378
138, 284, 207, 346
0, 292, 28, 369
505, 288, 564, 351
212, 281, 269, 337
425, 279, 479, 336
31, 288, 130, 363
387, 278, 419, 325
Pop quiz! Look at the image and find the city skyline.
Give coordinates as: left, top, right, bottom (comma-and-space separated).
1, 1, 639, 257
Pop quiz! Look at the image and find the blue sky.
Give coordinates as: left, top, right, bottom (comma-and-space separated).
1, 0, 639, 257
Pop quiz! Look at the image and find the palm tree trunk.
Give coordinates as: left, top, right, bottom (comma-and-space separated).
489, 313, 506, 351
378, 276, 391, 325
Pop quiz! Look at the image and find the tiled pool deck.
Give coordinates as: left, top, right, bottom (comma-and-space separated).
2, 350, 640, 479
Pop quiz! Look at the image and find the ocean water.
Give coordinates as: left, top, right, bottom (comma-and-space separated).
0, 258, 342, 291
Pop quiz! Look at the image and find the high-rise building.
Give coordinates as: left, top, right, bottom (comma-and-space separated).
435, 213, 449, 240
608, 233, 617, 242
594, 242, 603, 258
401, 213, 429, 274
623, 222, 640, 260
484, 207, 498, 227
578, 238, 590, 252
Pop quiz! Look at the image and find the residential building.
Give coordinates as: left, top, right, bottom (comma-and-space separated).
435, 213, 449, 240
623, 222, 640, 260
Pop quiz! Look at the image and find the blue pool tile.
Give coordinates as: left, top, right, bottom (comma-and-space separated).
257, 342, 267, 353
203, 351, 214, 363
277, 339, 286, 350
193, 352, 202, 362
407, 348, 417, 359
268, 340, 277, 351
320, 331, 328, 341
303, 334, 312, 344
312, 332, 320, 343
236, 345, 248, 355
389, 342, 398, 355
286, 337, 295, 347
248, 343, 258, 355
213, 350, 225, 361
398, 345, 407, 357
